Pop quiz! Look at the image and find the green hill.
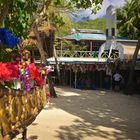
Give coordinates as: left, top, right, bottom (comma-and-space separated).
56, 18, 106, 37
72, 18, 106, 33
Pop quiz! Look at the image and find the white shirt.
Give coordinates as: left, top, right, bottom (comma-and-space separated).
113, 73, 122, 81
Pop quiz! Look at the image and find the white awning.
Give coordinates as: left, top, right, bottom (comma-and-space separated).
35, 57, 107, 64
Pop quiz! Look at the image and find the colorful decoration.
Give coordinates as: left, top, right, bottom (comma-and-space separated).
45, 65, 54, 74
39, 65, 54, 76
29, 63, 44, 86
0, 28, 20, 48
0, 41, 54, 91
18, 62, 44, 91
23, 65, 31, 91
0, 30, 48, 139
0, 62, 18, 81
64, 63, 106, 72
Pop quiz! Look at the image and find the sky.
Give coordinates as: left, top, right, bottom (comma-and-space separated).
71, 0, 125, 22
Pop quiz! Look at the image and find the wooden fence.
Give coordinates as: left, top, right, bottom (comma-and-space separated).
0, 86, 46, 139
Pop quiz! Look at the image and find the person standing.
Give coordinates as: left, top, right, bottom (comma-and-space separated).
113, 72, 122, 91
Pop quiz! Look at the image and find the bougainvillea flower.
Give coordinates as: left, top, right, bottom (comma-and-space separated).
29, 63, 44, 86
0, 62, 18, 80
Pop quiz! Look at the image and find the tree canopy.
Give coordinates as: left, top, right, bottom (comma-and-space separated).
117, 0, 140, 39
4, 0, 37, 38
117, 0, 140, 94
0, 0, 103, 39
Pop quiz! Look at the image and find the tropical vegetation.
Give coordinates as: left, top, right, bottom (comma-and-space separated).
117, 0, 140, 94
0, 0, 104, 96
1, 0, 139, 93
57, 18, 106, 37
72, 18, 106, 32
117, 0, 140, 40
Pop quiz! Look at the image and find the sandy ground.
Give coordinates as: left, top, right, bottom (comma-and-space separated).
15, 87, 140, 140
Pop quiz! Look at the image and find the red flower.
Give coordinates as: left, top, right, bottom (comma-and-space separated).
0, 62, 18, 81
29, 63, 44, 86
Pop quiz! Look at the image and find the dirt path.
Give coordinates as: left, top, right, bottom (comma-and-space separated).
16, 86, 140, 140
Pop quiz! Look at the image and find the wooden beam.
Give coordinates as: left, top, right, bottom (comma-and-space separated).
90, 41, 92, 52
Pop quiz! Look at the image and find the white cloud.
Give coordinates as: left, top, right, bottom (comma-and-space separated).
109, 0, 125, 7
86, 0, 125, 19
70, 0, 125, 22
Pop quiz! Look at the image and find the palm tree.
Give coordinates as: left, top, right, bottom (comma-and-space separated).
117, 0, 140, 39
117, 0, 140, 94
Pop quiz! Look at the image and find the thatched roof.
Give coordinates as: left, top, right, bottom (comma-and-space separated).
29, 26, 55, 38
21, 25, 55, 48
21, 38, 38, 49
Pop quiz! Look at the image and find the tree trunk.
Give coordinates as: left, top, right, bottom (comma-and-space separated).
54, 48, 61, 83
32, 23, 57, 97
53, 40, 61, 84
48, 30, 57, 97
32, 25, 46, 62
124, 38, 140, 94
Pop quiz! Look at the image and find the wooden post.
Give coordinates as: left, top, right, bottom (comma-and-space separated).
60, 39, 62, 57
100, 71, 102, 88
110, 73, 113, 90
0, 127, 4, 140
70, 68, 72, 87
53, 44, 61, 83
75, 71, 77, 88
32, 48, 35, 60
22, 128, 27, 140
63, 67, 66, 85
90, 41, 92, 54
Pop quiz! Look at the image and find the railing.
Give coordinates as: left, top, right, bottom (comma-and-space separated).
56, 50, 119, 59
56, 50, 99, 58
